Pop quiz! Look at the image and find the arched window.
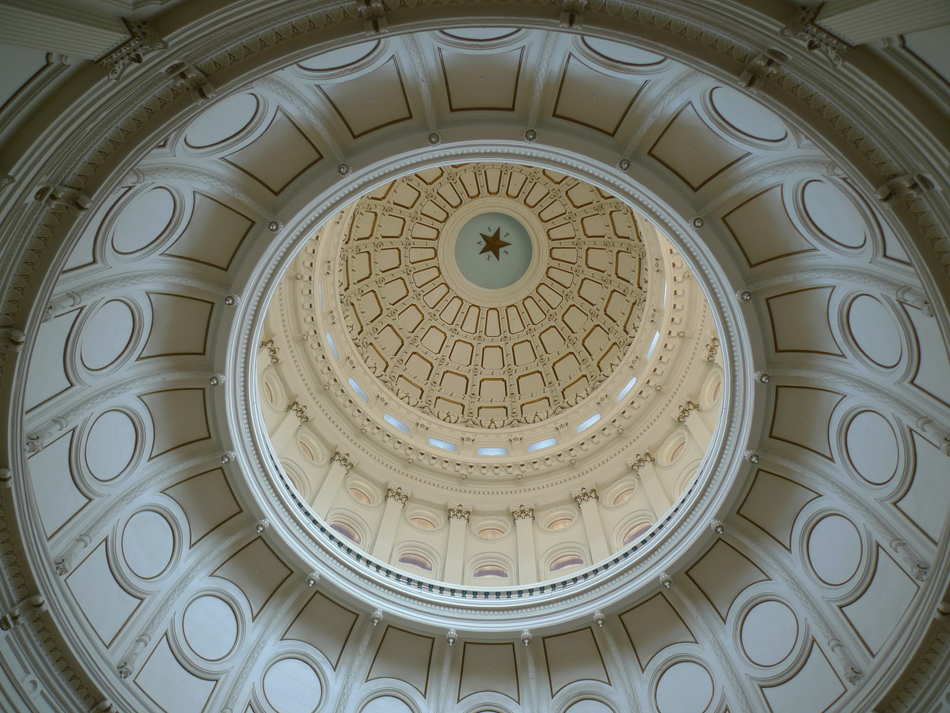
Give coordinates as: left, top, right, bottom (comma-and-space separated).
410, 516, 436, 530
330, 521, 360, 544
550, 554, 584, 571
349, 487, 371, 505
623, 522, 652, 546
548, 517, 573, 530
613, 488, 635, 505
473, 564, 508, 578
477, 526, 505, 539
398, 553, 433, 571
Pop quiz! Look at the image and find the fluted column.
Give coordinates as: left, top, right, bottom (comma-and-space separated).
631, 453, 671, 517
444, 505, 472, 584
372, 486, 409, 561
312, 452, 354, 518
511, 505, 537, 585
677, 400, 711, 450
269, 406, 302, 453
574, 488, 609, 563
816, 0, 950, 45
0, 0, 127, 58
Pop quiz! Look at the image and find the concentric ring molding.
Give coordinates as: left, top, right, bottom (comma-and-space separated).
0, 5, 948, 713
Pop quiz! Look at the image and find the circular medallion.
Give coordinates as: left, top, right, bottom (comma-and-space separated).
454, 211, 532, 289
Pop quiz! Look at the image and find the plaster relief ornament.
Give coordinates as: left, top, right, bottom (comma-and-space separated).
477, 225, 511, 261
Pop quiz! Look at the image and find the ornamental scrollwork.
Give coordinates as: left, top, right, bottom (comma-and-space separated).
447, 504, 473, 522
573, 487, 598, 507
330, 451, 355, 472
386, 486, 410, 506
676, 400, 700, 423
286, 400, 311, 423
510, 504, 535, 522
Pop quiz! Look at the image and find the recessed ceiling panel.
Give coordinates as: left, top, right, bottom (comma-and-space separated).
722, 185, 817, 267
163, 193, 255, 270
553, 55, 646, 135
441, 47, 523, 111
319, 58, 412, 138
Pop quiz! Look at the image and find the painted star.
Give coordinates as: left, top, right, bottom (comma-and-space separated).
478, 227, 511, 261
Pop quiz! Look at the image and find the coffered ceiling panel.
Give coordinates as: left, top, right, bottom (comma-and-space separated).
440, 47, 523, 111
223, 109, 322, 194
619, 593, 696, 671
543, 628, 609, 696
211, 538, 293, 619
649, 104, 749, 190
140, 292, 214, 359
65, 541, 141, 646
686, 540, 769, 621
135, 635, 217, 713
768, 386, 845, 460
367, 626, 434, 696
282, 592, 359, 669
766, 287, 843, 357
904, 304, 950, 408
318, 58, 412, 138
139, 388, 211, 459
457, 642, 519, 703
840, 547, 918, 655
28, 431, 88, 538
895, 431, 950, 544
722, 185, 817, 267
737, 470, 820, 550
162, 468, 242, 546
24, 308, 77, 411
553, 56, 646, 135
162, 192, 255, 270
760, 642, 845, 713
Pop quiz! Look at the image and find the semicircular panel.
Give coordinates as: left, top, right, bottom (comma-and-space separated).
80, 300, 135, 371
183, 595, 239, 661
844, 410, 899, 485
655, 661, 713, 713
184, 93, 260, 149
847, 295, 902, 368
807, 514, 862, 586
111, 187, 178, 255
122, 510, 175, 579
85, 410, 138, 482
263, 658, 322, 713
740, 600, 799, 667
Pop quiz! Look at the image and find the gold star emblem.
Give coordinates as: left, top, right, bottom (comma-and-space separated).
478, 227, 511, 261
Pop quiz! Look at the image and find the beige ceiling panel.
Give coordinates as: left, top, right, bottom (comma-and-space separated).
895, 432, 950, 545
319, 58, 412, 138
905, 304, 950, 408
162, 468, 242, 547
457, 642, 519, 703
282, 592, 359, 669
686, 540, 769, 621
769, 386, 845, 460
135, 636, 217, 713
223, 109, 322, 194
440, 48, 523, 111
542, 628, 609, 696
162, 193, 254, 270
29, 430, 89, 539
139, 293, 214, 359
840, 547, 918, 655
553, 56, 645, 135
766, 287, 843, 356
620, 593, 696, 671
367, 626, 434, 696
211, 537, 292, 619
66, 540, 141, 647
649, 103, 749, 190
737, 469, 820, 550
139, 388, 211, 459
722, 185, 817, 267
24, 308, 78, 411
761, 642, 845, 713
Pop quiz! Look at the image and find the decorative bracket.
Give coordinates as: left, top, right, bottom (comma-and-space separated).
360, 0, 388, 35
96, 18, 168, 80
781, 5, 851, 67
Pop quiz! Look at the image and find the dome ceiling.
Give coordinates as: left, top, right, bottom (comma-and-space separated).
0, 5, 949, 713
336, 163, 649, 428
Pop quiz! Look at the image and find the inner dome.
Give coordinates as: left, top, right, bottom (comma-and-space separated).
257, 162, 724, 586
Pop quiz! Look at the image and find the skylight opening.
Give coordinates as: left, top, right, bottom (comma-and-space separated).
428, 437, 456, 452
325, 333, 339, 360
576, 414, 601, 433
528, 437, 557, 452
384, 414, 410, 434
477, 447, 507, 456
616, 376, 637, 402
348, 378, 369, 402
646, 331, 660, 359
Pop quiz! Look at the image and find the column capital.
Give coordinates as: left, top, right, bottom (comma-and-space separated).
447, 504, 473, 522
573, 487, 598, 507
287, 400, 311, 424
628, 452, 655, 472
385, 486, 410, 506
330, 451, 355, 472
510, 504, 535, 522
676, 400, 700, 423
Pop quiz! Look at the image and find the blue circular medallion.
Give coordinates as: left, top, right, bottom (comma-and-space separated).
454, 212, 533, 290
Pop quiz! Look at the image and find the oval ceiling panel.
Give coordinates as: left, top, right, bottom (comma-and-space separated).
740, 599, 798, 667
709, 86, 787, 142
263, 658, 322, 713
582, 37, 666, 66
80, 300, 135, 371
297, 41, 380, 72
802, 180, 867, 249
184, 93, 260, 148
112, 188, 176, 255
183, 595, 239, 661
808, 514, 863, 585
122, 510, 175, 579
655, 661, 714, 713
848, 295, 902, 368
85, 410, 137, 481
845, 410, 900, 484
